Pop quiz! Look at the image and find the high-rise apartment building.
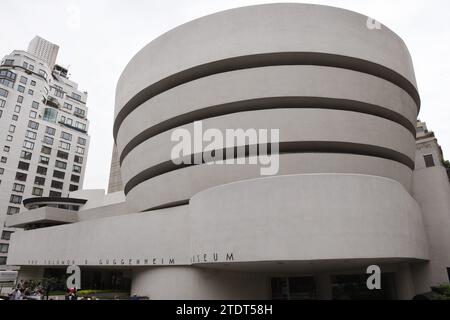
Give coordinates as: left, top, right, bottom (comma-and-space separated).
27, 36, 59, 69
0, 37, 90, 270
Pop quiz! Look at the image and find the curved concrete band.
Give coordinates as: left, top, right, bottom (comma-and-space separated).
125, 154, 413, 213
120, 108, 416, 203
116, 66, 418, 164
189, 174, 429, 263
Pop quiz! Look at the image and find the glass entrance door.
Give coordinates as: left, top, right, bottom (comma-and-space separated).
271, 276, 316, 300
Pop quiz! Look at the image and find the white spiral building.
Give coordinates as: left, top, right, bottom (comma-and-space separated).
5, 4, 450, 300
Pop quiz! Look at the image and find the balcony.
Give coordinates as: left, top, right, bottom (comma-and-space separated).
45, 96, 60, 109
5, 196, 87, 230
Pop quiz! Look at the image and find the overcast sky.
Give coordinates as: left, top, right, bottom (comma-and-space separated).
1, 0, 449, 190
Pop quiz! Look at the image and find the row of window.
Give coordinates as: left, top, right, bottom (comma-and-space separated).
15, 158, 82, 174
43, 108, 88, 132
12, 167, 80, 183
3, 59, 48, 79
19, 75, 36, 87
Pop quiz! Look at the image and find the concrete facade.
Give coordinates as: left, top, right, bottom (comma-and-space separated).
5, 4, 450, 299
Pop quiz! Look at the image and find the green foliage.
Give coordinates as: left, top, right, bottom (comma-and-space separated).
77, 289, 129, 296
431, 284, 450, 300
443, 160, 450, 169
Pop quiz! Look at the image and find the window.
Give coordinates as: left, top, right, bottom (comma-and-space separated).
1, 156, 7, 163
74, 107, 86, 117
18, 85, 25, 93
42, 136, 54, 145
78, 137, 87, 146
31, 80, 36, 86
3, 59, 14, 66
3, 146, 10, 152
53, 170, 65, 179
46, 126, 56, 135
39, 156, 49, 165
73, 165, 81, 173
0, 110, 2, 118
0, 168, 3, 175
0, 78, 13, 88
57, 150, 69, 160
61, 131, 72, 141
17, 95, 23, 103
15, 172, 27, 182
76, 146, 85, 155
55, 160, 67, 170
37, 166, 47, 176
41, 146, 52, 155
0, 88, 8, 98
39, 69, 47, 78
23, 140, 35, 150
31, 101, 39, 109
8, 125, 15, 133
34, 176, 45, 186
69, 185, 79, 192
71, 175, 80, 183
49, 191, 62, 197
51, 180, 64, 189
25, 130, 37, 140
39, 69, 47, 79
1, 231, 13, 241
12, 114, 18, 121
32, 187, 43, 196
74, 155, 83, 164
20, 76, 28, 84
0, 243, 9, 253
7, 206, 20, 215
10, 195, 22, 204
28, 120, 39, 130
28, 89, 34, 95
424, 155, 435, 168
75, 121, 87, 131
0, 99, 5, 107
29, 110, 37, 119
21, 151, 32, 160
43, 108, 58, 123
0, 257, 6, 265
72, 92, 82, 101
63, 102, 72, 110
59, 141, 71, 150
29, 64, 34, 71
0, 69, 16, 80
14, 105, 21, 113
54, 88, 64, 98
18, 161, 30, 171
12, 183, 25, 193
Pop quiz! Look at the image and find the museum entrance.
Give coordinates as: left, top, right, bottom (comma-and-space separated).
331, 273, 397, 300
43, 267, 132, 292
271, 277, 316, 300
271, 273, 397, 300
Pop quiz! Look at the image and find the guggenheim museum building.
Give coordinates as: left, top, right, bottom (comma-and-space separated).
5, 3, 450, 300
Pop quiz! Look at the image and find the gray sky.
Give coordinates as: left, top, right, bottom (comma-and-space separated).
1, 0, 449, 190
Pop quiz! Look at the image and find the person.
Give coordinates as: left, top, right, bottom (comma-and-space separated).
11, 288, 22, 300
